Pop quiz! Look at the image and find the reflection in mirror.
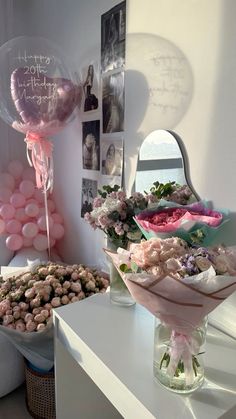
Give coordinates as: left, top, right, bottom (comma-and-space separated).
134, 130, 199, 200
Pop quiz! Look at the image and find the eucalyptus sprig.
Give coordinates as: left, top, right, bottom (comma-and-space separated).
98, 184, 120, 199
147, 180, 178, 199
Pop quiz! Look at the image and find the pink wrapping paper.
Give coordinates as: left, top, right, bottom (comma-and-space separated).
106, 250, 236, 335
135, 204, 223, 234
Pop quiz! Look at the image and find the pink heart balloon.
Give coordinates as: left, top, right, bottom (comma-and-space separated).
11, 67, 79, 125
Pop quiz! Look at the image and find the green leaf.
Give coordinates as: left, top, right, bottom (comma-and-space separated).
119, 264, 132, 273
130, 261, 140, 273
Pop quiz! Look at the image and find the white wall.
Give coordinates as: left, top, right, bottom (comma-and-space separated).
1, 0, 236, 264
125, 0, 236, 245
0, 0, 31, 171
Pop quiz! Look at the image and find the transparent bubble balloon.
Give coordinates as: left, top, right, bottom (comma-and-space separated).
0, 36, 80, 136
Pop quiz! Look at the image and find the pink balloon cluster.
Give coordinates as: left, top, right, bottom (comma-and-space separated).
0, 160, 65, 252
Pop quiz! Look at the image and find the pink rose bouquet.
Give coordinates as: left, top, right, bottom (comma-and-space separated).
135, 201, 228, 246
105, 237, 236, 388
84, 183, 194, 249
0, 262, 109, 370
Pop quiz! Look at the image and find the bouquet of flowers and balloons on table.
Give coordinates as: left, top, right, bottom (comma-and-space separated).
104, 194, 236, 393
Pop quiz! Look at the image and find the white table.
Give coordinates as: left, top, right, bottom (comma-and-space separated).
53, 293, 236, 419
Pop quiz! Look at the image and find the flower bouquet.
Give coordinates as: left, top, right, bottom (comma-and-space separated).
0, 262, 109, 370
84, 183, 193, 305
135, 200, 229, 246
105, 237, 236, 392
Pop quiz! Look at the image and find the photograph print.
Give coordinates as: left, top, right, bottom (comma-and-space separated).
81, 178, 98, 218
102, 71, 124, 133
101, 1, 126, 72
82, 120, 100, 171
81, 62, 99, 112
101, 137, 123, 177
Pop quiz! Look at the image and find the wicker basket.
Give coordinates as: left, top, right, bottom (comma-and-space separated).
25, 362, 56, 419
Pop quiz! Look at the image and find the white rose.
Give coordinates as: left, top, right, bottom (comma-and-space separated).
214, 255, 228, 274
195, 256, 212, 272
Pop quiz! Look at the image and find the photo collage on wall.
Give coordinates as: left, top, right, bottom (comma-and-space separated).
101, 0, 126, 188
80, 0, 126, 217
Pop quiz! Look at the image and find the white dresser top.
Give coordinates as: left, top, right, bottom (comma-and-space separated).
54, 293, 236, 419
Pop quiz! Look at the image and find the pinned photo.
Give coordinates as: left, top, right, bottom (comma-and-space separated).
102, 71, 124, 133
81, 178, 98, 218
101, 137, 123, 176
101, 1, 126, 73
81, 63, 99, 112
82, 120, 100, 171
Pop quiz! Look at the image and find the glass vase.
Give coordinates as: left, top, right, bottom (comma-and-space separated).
107, 240, 135, 307
153, 318, 207, 393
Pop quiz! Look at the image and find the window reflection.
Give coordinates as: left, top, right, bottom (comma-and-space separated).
135, 130, 187, 193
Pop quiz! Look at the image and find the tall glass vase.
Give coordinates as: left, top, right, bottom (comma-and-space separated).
153, 318, 207, 393
107, 239, 135, 307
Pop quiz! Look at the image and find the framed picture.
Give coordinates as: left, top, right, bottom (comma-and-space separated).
101, 1, 126, 73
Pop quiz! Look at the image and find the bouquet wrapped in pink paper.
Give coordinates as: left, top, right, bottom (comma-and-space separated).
134, 200, 229, 246
105, 237, 236, 392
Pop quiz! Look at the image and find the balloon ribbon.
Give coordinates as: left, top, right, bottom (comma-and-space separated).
25, 132, 54, 192
25, 132, 53, 260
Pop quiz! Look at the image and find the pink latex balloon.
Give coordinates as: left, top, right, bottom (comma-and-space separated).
22, 222, 38, 238
0, 187, 12, 203
15, 207, 28, 222
22, 237, 33, 247
22, 167, 35, 182
25, 202, 39, 218
38, 207, 46, 216
6, 219, 22, 234
47, 199, 56, 213
0, 219, 5, 234
51, 213, 64, 224
49, 238, 56, 248
6, 233, 23, 251
33, 234, 48, 251
34, 189, 45, 204
10, 192, 26, 208
37, 215, 54, 231
0, 204, 15, 220
0, 173, 15, 190
7, 160, 24, 179
51, 223, 65, 240
26, 198, 37, 205
19, 180, 35, 198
